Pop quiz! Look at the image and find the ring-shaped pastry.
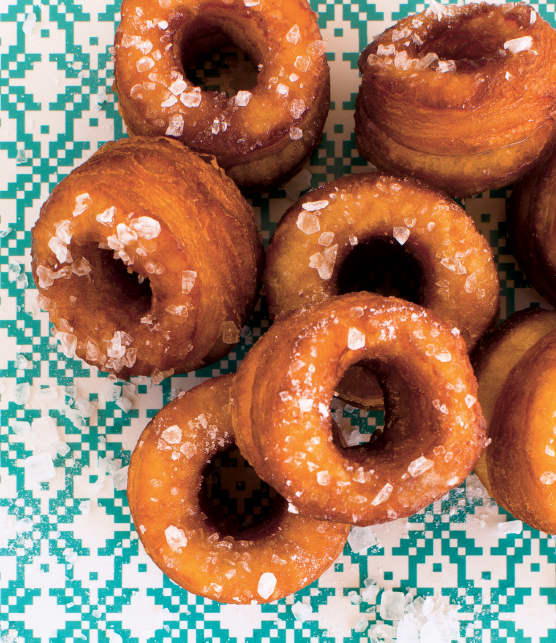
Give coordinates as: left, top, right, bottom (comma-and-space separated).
473, 309, 556, 533
355, 3, 556, 196
127, 374, 349, 603
510, 149, 556, 307
114, 0, 330, 188
232, 293, 487, 525
264, 173, 499, 405
31, 137, 263, 378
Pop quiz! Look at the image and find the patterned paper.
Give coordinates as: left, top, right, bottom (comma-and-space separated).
1, 0, 555, 641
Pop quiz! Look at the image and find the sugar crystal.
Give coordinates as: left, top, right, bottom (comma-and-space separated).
257, 572, 276, 599
296, 211, 320, 235
164, 525, 188, 551
130, 216, 161, 239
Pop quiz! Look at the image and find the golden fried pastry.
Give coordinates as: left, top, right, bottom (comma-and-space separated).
128, 374, 349, 603
355, 3, 556, 197
114, 0, 329, 188
473, 308, 556, 533
510, 149, 556, 306
31, 137, 262, 379
264, 173, 499, 405
232, 293, 487, 525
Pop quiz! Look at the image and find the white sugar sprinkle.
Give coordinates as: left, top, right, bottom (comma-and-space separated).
302, 200, 329, 212
130, 216, 161, 239
73, 193, 91, 217
289, 126, 303, 140
540, 471, 556, 485
96, 206, 116, 226
24, 453, 55, 486
235, 90, 252, 107
434, 349, 451, 363
55, 220, 72, 244
48, 237, 72, 264
309, 244, 338, 280
299, 398, 313, 413
347, 327, 365, 350
257, 572, 276, 599
407, 456, 433, 477
161, 425, 182, 444
286, 24, 300, 45
498, 520, 523, 535
294, 55, 310, 72
392, 226, 410, 245
166, 114, 184, 136
371, 482, 393, 506
290, 98, 306, 119
377, 44, 396, 56
437, 59, 456, 73
292, 601, 312, 622
164, 525, 188, 551
116, 223, 137, 245
169, 78, 187, 95
318, 231, 334, 246
316, 470, 330, 486
136, 56, 154, 72
287, 502, 299, 514
504, 36, 533, 54
161, 95, 178, 108
180, 88, 202, 107
464, 394, 476, 408
348, 526, 381, 554
296, 211, 320, 235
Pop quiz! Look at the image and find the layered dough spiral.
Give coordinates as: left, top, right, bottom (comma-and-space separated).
127, 374, 349, 603
232, 293, 487, 525
114, 0, 330, 188
510, 149, 556, 307
31, 137, 263, 378
265, 173, 498, 405
355, 2, 556, 196
474, 309, 556, 534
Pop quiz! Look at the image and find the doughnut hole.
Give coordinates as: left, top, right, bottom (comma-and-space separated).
330, 390, 385, 449
178, 19, 260, 97
336, 237, 425, 304
199, 444, 287, 540
415, 9, 531, 69
71, 244, 153, 325
335, 237, 425, 407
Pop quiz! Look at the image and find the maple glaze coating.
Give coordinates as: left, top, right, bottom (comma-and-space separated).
355, 3, 556, 196
510, 149, 556, 307
114, 0, 329, 188
264, 173, 498, 405
232, 293, 487, 525
473, 309, 556, 534
31, 137, 262, 378
127, 375, 349, 603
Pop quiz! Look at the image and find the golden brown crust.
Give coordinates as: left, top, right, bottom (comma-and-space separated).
31, 137, 263, 378
114, 0, 330, 188
509, 149, 556, 306
231, 293, 487, 525
473, 308, 556, 532
355, 3, 556, 196
127, 374, 349, 603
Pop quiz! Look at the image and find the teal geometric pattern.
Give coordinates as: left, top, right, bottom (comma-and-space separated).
1, 1, 555, 641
